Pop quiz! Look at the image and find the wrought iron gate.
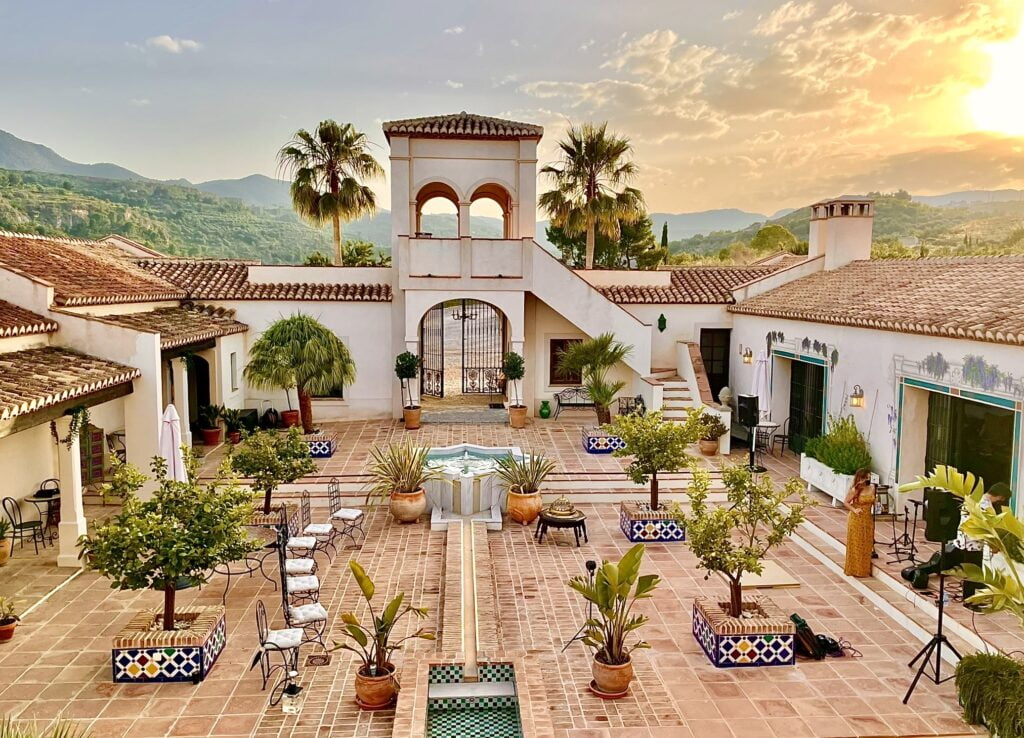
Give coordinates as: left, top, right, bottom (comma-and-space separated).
459, 299, 506, 394
419, 303, 444, 398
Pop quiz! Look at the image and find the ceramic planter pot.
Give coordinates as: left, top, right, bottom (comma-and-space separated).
0, 620, 16, 642
200, 427, 222, 446
355, 663, 396, 708
390, 489, 426, 523
227, 431, 242, 445
281, 410, 300, 428
592, 656, 633, 696
508, 406, 527, 429
507, 489, 542, 525
0, 538, 12, 567
698, 438, 720, 456
403, 407, 422, 430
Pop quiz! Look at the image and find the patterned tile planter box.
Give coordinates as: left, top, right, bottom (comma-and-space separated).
305, 433, 338, 458
112, 606, 226, 683
692, 596, 795, 668
619, 501, 686, 542
581, 427, 625, 454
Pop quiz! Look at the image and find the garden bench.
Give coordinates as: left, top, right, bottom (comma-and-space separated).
552, 387, 594, 418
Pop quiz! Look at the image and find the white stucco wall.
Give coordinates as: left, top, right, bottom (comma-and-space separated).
621, 304, 732, 369
0, 423, 57, 503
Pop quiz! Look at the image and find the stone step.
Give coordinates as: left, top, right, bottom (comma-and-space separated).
428, 681, 516, 699
662, 381, 689, 390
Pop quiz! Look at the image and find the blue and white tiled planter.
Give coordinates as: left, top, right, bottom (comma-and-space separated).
112, 606, 227, 683
618, 501, 686, 542
305, 433, 338, 458
692, 597, 795, 668
581, 428, 625, 454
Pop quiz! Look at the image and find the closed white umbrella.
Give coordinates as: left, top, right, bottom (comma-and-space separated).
160, 404, 188, 482
750, 350, 771, 423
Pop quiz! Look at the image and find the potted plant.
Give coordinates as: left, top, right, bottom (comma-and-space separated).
568, 543, 659, 697
605, 409, 702, 542
245, 314, 357, 434
502, 351, 527, 428
79, 453, 260, 682
494, 451, 556, 525
800, 414, 872, 506
674, 466, 809, 667
0, 519, 11, 567
332, 560, 435, 708
395, 352, 421, 430
556, 332, 632, 425
697, 411, 728, 456
229, 427, 315, 515
365, 442, 440, 523
0, 597, 19, 642
197, 404, 224, 446
220, 407, 245, 444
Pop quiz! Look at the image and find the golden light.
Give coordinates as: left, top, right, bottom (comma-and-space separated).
969, 27, 1024, 136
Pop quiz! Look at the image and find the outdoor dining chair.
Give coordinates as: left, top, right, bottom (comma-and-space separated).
284, 492, 321, 561
280, 578, 329, 652
252, 600, 301, 705
276, 527, 321, 605
300, 490, 338, 561
2, 497, 46, 555
327, 478, 365, 549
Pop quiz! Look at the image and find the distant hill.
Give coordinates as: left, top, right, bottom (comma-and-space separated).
913, 189, 1024, 207
0, 129, 148, 182
195, 174, 292, 208
649, 209, 769, 239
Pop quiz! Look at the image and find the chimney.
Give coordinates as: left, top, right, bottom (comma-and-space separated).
807, 197, 874, 270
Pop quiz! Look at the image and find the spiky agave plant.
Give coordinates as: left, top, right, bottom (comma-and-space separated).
0, 719, 91, 738
493, 451, 556, 495
364, 443, 440, 500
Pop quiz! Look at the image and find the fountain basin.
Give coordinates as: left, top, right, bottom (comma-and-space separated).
424, 444, 524, 531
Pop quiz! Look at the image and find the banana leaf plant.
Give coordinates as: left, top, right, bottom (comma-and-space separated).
567, 543, 660, 665
332, 560, 435, 676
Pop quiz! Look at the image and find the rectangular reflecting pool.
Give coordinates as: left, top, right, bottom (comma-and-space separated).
426, 663, 523, 738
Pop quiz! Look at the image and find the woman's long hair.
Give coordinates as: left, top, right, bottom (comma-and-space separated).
852, 468, 872, 491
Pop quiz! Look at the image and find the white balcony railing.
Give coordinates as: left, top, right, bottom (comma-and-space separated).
407, 238, 523, 279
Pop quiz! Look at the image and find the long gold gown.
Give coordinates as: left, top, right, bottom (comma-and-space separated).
844, 486, 875, 577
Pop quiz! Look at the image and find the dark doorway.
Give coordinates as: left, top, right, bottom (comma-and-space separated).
788, 360, 825, 453
189, 355, 211, 430
699, 328, 731, 401
926, 393, 1014, 490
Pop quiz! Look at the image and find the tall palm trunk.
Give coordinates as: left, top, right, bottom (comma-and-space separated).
298, 389, 315, 434
330, 171, 343, 266
585, 225, 596, 270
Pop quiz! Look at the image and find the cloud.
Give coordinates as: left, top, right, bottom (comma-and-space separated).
510, 39, 520, 47
722, 10, 743, 21
752, 1, 815, 37
443, 25, 464, 35
579, 39, 595, 51
130, 98, 151, 106
445, 80, 463, 89
143, 35, 202, 53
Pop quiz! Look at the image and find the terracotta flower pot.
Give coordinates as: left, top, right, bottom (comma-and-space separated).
508, 405, 527, 429
0, 538, 11, 567
0, 620, 17, 643
200, 427, 222, 446
592, 655, 633, 696
355, 663, 396, 708
403, 407, 422, 430
698, 438, 720, 456
281, 410, 300, 428
507, 489, 542, 525
390, 489, 426, 523
227, 431, 242, 445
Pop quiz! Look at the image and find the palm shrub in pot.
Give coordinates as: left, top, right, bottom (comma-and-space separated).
494, 451, 555, 525
568, 543, 660, 697
502, 351, 527, 428
0, 597, 20, 642
365, 442, 440, 523
556, 333, 632, 425
220, 407, 246, 444
395, 352, 421, 430
197, 404, 224, 446
332, 560, 435, 708
697, 411, 728, 456
229, 427, 315, 515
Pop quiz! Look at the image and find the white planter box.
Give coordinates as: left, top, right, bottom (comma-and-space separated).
799, 454, 855, 507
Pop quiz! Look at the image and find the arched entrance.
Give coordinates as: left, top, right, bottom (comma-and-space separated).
419, 299, 508, 405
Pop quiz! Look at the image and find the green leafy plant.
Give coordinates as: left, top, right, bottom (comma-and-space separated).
675, 466, 810, 618
0, 596, 20, 626
0, 718, 91, 738
502, 352, 526, 408
59, 406, 90, 449
494, 452, 556, 495
567, 543, 660, 665
955, 652, 1024, 738
557, 332, 632, 424
80, 454, 259, 631
604, 409, 701, 510
803, 414, 872, 474
0, 518, 11, 541
332, 560, 435, 676
364, 443, 440, 501
394, 352, 420, 410
304, 250, 332, 266
244, 314, 356, 433
197, 404, 223, 430
698, 411, 728, 441
220, 407, 246, 434
229, 427, 314, 514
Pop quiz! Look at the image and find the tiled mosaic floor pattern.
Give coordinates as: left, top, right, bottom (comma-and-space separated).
426, 705, 522, 738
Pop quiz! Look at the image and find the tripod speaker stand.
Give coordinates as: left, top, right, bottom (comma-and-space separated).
562, 560, 597, 652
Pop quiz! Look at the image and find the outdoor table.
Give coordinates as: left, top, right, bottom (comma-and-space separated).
26, 494, 60, 542
535, 508, 588, 547
216, 502, 299, 601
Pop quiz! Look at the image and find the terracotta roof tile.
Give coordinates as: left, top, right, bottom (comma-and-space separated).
0, 347, 140, 422
0, 301, 58, 338
597, 265, 782, 304
729, 256, 1024, 346
383, 112, 543, 140
0, 231, 185, 306
137, 259, 392, 302
99, 303, 249, 349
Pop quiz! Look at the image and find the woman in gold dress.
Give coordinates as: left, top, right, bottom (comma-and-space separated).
844, 468, 875, 577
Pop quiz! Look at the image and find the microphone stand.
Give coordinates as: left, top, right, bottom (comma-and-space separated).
562, 560, 597, 652
903, 544, 962, 703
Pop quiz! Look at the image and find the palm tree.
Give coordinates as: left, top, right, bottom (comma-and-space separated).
557, 333, 633, 424
278, 120, 384, 266
539, 122, 646, 270
244, 314, 356, 433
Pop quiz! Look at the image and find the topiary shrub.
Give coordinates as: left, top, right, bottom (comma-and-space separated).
956, 652, 1024, 737
803, 414, 871, 474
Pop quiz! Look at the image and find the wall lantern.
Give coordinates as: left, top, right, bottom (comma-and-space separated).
657, 314, 667, 333
740, 346, 754, 364
849, 385, 865, 408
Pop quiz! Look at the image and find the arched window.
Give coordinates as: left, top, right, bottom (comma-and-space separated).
415, 182, 460, 238
470, 183, 513, 238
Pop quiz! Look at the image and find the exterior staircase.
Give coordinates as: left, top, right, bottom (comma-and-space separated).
660, 376, 697, 421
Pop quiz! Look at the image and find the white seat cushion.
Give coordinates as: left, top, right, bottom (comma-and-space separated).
285, 558, 315, 575
332, 508, 363, 521
286, 536, 317, 549
286, 575, 320, 594
304, 523, 333, 536
264, 627, 304, 650
289, 602, 328, 625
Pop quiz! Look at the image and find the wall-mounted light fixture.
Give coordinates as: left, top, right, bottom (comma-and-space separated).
740, 345, 754, 364
849, 385, 865, 408
657, 314, 667, 333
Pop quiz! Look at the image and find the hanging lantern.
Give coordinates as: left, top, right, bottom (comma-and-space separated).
657, 314, 667, 333
281, 680, 304, 715
849, 385, 865, 408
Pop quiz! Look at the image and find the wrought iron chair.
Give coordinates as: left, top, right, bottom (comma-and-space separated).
754, 424, 775, 466
771, 417, 794, 457
2, 497, 45, 554
616, 395, 646, 417
328, 478, 365, 549
251, 600, 301, 706
284, 492, 321, 561
280, 571, 329, 652
277, 527, 320, 605
300, 490, 338, 561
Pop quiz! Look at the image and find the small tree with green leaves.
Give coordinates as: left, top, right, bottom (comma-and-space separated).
502, 351, 525, 408
79, 453, 259, 631
229, 427, 315, 514
394, 352, 420, 410
304, 251, 332, 266
675, 466, 810, 618
604, 409, 702, 510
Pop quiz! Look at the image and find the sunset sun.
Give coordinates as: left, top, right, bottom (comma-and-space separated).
969, 27, 1024, 136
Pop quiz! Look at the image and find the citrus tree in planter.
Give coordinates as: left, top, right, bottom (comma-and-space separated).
394, 351, 421, 430
79, 453, 260, 683
556, 333, 632, 425
0, 597, 19, 643
604, 408, 702, 542
675, 466, 810, 667
502, 351, 527, 428
229, 427, 315, 515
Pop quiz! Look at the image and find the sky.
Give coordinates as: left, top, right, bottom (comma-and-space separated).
1, 0, 1023, 215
